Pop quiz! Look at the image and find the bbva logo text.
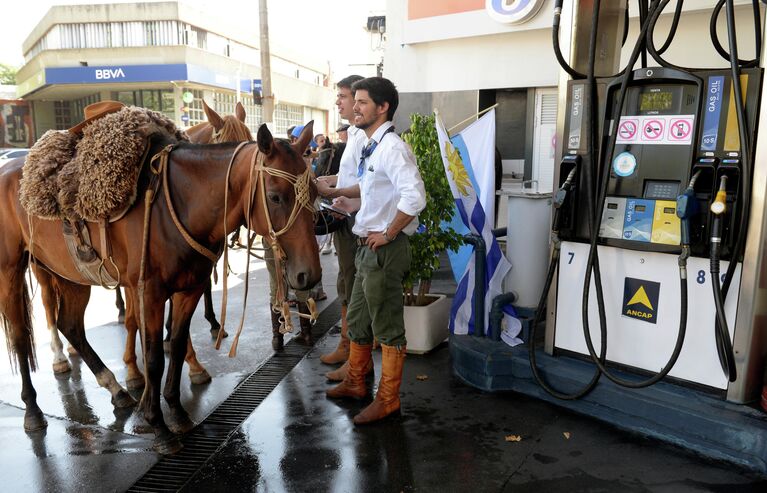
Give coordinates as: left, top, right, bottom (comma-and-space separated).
95, 68, 126, 80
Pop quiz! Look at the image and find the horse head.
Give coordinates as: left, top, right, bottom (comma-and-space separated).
186, 100, 253, 144
252, 122, 321, 291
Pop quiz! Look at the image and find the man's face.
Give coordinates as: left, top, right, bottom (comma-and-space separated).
336, 86, 355, 122
353, 89, 386, 130
316, 135, 326, 147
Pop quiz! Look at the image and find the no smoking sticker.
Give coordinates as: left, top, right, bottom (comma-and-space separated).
616, 119, 639, 143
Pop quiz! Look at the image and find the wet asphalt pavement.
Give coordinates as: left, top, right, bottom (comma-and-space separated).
0, 247, 766, 492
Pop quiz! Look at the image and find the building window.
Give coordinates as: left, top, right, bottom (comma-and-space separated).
274, 103, 303, 137
53, 101, 72, 130
111, 89, 175, 120
213, 91, 263, 135
186, 89, 206, 127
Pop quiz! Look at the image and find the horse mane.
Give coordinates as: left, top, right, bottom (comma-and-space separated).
216, 116, 253, 143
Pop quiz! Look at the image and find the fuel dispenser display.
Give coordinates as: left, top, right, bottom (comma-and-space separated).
553, 67, 761, 390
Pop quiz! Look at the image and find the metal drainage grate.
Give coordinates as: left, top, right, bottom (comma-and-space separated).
128, 298, 341, 493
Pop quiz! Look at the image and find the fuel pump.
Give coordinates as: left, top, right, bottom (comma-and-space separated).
531, 0, 765, 398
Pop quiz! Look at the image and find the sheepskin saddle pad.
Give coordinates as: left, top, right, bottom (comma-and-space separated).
19, 106, 188, 222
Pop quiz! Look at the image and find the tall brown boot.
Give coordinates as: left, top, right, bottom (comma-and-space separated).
320, 305, 350, 365
325, 357, 373, 381
270, 305, 284, 351
353, 344, 406, 425
327, 342, 372, 400
296, 302, 314, 345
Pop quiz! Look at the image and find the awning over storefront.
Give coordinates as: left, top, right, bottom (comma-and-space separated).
17, 63, 254, 99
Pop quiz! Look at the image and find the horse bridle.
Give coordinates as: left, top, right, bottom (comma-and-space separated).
217, 141, 317, 355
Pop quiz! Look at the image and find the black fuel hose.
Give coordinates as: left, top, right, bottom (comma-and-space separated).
580, 0, 692, 388
709, 176, 737, 380
528, 169, 605, 400
710, 0, 761, 68
656, 0, 684, 55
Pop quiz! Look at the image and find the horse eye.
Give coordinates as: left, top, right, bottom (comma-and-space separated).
268, 193, 281, 204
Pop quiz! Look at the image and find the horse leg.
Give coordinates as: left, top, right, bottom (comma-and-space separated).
32, 265, 71, 374
203, 278, 224, 338
136, 287, 181, 454
115, 287, 126, 323
55, 280, 136, 409
121, 290, 144, 390
186, 334, 212, 385
0, 268, 46, 431
163, 296, 173, 353
164, 290, 204, 434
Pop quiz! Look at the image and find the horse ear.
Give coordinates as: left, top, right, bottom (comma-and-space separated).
256, 124, 274, 156
202, 100, 224, 130
292, 121, 314, 156
235, 102, 246, 122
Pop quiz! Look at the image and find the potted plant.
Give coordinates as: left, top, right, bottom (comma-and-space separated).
401, 113, 464, 353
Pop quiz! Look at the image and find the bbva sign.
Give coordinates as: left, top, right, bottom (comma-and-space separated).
95, 68, 126, 80
485, 0, 546, 25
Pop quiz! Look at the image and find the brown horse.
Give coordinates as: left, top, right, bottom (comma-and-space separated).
0, 122, 320, 453
43, 101, 253, 385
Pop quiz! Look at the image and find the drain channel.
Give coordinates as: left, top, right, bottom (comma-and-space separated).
128, 298, 341, 493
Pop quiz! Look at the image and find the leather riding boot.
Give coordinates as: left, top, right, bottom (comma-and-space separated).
297, 302, 313, 345
325, 356, 373, 381
320, 305, 350, 365
270, 305, 284, 351
327, 342, 372, 400
354, 344, 406, 425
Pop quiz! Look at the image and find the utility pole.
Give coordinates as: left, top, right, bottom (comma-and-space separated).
259, 0, 274, 125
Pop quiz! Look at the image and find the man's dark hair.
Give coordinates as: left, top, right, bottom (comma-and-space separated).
352, 77, 399, 121
336, 74, 364, 91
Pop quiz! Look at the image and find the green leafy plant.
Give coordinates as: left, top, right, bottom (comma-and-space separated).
402, 113, 464, 306
0, 64, 17, 85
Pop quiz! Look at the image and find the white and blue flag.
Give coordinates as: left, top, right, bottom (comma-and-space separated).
435, 110, 521, 345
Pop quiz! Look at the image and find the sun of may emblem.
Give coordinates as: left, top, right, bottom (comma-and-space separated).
445, 141, 472, 196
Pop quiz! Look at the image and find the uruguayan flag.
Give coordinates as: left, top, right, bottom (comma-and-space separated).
436, 110, 521, 346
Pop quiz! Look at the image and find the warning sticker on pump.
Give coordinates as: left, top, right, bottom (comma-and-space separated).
622, 277, 660, 324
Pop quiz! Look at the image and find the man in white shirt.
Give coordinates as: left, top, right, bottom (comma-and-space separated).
326, 77, 426, 425
315, 75, 367, 376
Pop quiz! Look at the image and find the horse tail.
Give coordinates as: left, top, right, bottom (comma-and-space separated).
0, 276, 38, 374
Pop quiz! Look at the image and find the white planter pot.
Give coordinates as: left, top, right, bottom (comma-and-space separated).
404, 294, 450, 354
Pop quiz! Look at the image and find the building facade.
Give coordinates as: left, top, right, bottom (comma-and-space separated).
16, 1, 335, 139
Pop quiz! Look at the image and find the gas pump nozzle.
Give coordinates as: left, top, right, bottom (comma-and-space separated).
677, 170, 702, 248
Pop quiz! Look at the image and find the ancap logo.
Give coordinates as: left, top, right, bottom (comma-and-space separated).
622, 277, 660, 324
485, 0, 546, 25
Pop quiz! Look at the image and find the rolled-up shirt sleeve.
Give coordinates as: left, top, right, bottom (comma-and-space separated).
389, 144, 426, 216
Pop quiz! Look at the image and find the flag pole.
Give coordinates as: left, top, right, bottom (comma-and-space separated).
447, 103, 499, 134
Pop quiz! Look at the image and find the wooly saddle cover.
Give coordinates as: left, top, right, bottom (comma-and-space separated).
19, 106, 188, 222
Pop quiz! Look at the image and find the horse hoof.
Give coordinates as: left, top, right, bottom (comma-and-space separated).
153, 434, 183, 455
167, 411, 196, 434
126, 375, 146, 390
111, 389, 137, 408
52, 360, 72, 374
272, 337, 284, 351
118, 312, 125, 324
189, 369, 212, 385
211, 325, 227, 339
163, 340, 171, 353
24, 411, 48, 432
296, 334, 313, 346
